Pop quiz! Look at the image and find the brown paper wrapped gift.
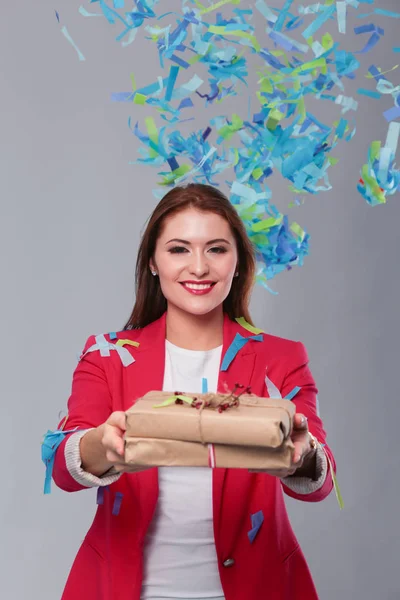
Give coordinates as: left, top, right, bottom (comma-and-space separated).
125, 391, 295, 448
124, 436, 295, 470
124, 391, 295, 470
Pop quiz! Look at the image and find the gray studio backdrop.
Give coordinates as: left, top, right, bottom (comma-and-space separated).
1, 1, 399, 598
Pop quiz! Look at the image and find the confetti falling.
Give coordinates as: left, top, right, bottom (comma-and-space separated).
56, 11, 86, 60
357, 121, 400, 206
61, 0, 399, 289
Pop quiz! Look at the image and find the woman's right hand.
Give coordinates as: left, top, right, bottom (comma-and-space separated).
99, 411, 151, 474
80, 411, 149, 476
100, 411, 128, 472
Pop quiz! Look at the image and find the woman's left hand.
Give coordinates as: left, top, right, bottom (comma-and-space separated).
287, 413, 317, 476
249, 413, 317, 479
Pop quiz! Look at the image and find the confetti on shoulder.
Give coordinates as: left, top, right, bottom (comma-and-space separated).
235, 317, 264, 335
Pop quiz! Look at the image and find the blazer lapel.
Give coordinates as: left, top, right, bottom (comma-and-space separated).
128, 312, 167, 401
126, 313, 167, 537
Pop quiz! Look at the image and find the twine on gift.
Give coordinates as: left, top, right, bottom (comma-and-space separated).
179, 383, 251, 445
154, 383, 294, 447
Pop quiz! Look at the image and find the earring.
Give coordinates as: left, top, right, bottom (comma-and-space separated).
151, 270, 157, 276
234, 271, 239, 278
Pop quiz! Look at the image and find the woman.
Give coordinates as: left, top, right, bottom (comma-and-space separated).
51, 183, 335, 600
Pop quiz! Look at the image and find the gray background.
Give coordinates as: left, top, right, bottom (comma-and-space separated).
1, 1, 399, 598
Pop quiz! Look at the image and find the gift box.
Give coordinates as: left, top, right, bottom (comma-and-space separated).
126, 391, 295, 447
124, 391, 295, 470
124, 436, 294, 470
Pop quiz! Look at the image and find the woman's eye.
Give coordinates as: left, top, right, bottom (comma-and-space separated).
209, 246, 227, 254
168, 246, 227, 254
168, 246, 188, 254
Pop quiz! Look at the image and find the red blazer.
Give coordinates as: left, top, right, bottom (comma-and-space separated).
53, 312, 335, 600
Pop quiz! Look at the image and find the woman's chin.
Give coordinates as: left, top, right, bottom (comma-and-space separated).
168, 298, 222, 317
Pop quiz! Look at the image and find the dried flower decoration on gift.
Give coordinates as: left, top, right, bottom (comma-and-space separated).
154, 383, 252, 411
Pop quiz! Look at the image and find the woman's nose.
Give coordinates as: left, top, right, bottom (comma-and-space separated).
188, 252, 209, 277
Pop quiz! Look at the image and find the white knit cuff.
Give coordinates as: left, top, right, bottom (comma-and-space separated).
281, 445, 328, 494
65, 429, 122, 488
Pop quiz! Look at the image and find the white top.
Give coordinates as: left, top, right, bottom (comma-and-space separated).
141, 340, 224, 600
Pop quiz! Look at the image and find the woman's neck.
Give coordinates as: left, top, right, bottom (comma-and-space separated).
165, 305, 224, 350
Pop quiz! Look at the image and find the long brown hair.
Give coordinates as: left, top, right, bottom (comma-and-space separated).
124, 183, 256, 329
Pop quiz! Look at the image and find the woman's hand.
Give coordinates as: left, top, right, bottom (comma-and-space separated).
99, 411, 151, 474
99, 411, 128, 472
249, 413, 317, 479
80, 411, 149, 477
287, 413, 317, 478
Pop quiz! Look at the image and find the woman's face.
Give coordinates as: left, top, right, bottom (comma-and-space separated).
151, 208, 238, 317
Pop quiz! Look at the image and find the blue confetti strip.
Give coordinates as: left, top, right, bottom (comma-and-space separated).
221, 333, 263, 372
41, 428, 78, 494
384, 106, 400, 122
112, 491, 124, 516
97, 487, 105, 505
60, 25, 86, 61
202, 377, 208, 393
248, 510, 264, 543
285, 386, 301, 401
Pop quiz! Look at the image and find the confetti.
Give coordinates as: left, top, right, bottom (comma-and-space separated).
96, 487, 106, 505
78, 6, 102, 17
354, 23, 384, 54
285, 386, 301, 400
72, 0, 399, 290
81, 334, 136, 366
42, 427, 78, 494
220, 333, 263, 371
384, 106, 400, 122
55, 11, 85, 60
235, 317, 264, 334
357, 122, 400, 205
357, 88, 381, 99
248, 510, 264, 543
112, 492, 124, 516
357, 8, 400, 20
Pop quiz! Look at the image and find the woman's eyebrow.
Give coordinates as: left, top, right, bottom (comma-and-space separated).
165, 238, 231, 245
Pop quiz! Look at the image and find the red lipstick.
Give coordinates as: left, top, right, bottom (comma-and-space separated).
179, 281, 216, 295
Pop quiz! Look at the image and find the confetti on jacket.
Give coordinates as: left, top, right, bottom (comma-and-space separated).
69, 0, 399, 288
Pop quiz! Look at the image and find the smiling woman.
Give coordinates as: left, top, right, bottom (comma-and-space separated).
49, 183, 336, 600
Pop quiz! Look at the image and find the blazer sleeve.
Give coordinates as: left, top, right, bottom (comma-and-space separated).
52, 335, 114, 493
280, 341, 336, 503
